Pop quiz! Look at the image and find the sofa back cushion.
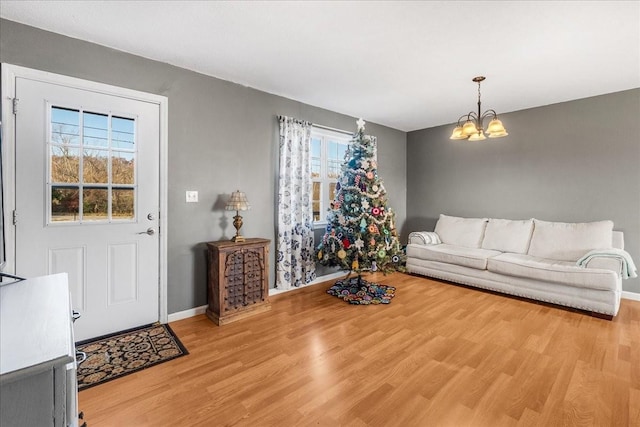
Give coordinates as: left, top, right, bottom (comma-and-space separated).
527, 219, 614, 261
434, 214, 488, 248
481, 218, 534, 254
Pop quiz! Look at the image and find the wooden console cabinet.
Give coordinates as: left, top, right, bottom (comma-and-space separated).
206, 238, 271, 325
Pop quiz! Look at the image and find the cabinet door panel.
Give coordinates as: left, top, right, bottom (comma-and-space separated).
1, 369, 55, 426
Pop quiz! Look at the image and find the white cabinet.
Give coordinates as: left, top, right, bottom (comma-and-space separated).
0, 273, 78, 427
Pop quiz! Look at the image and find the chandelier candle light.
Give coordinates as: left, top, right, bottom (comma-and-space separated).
225, 190, 250, 242
450, 76, 508, 141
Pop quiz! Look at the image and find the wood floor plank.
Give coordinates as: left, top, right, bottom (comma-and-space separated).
79, 273, 640, 426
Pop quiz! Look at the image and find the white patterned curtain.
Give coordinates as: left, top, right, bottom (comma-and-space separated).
276, 116, 316, 290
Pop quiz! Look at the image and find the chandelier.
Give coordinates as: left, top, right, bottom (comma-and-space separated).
449, 76, 508, 141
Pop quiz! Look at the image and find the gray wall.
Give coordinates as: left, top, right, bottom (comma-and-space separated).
406, 89, 640, 294
0, 19, 407, 313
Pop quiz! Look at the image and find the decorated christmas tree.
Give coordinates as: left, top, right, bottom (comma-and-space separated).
316, 119, 405, 303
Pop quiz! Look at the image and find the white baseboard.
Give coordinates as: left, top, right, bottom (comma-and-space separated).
168, 305, 207, 322
168, 281, 640, 322
167, 273, 347, 322
269, 271, 346, 296
310, 270, 348, 285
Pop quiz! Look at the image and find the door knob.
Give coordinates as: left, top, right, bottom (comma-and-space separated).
138, 228, 155, 236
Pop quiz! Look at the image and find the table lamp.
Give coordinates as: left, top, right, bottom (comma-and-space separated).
225, 190, 250, 242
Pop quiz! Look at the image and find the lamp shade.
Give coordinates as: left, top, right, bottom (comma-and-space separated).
225, 190, 250, 211
488, 130, 508, 138
462, 120, 478, 136
487, 119, 508, 138
449, 126, 467, 140
468, 131, 486, 142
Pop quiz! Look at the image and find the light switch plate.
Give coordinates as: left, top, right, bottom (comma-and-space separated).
186, 191, 198, 203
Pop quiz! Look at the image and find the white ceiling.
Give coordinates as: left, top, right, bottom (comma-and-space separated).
1, 1, 639, 132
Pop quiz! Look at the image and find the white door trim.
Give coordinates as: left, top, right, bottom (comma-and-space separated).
1, 63, 169, 323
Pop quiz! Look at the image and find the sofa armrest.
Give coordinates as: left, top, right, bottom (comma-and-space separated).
583, 257, 623, 275
408, 231, 441, 245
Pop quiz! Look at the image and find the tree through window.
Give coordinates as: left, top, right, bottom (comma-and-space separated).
49, 106, 136, 223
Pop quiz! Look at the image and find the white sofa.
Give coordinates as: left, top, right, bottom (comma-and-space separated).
406, 214, 636, 318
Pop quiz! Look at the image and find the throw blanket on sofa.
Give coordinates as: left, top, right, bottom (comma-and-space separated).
409, 231, 442, 245
577, 249, 638, 279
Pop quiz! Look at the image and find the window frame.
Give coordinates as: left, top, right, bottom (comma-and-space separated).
46, 103, 138, 226
310, 126, 352, 229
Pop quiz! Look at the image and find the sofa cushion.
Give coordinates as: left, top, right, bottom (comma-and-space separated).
481, 218, 534, 254
434, 214, 488, 248
527, 219, 614, 262
487, 253, 618, 291
406, 243, 502, 270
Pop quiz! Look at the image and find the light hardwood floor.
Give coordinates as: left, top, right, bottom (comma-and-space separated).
79, 273, 640, 426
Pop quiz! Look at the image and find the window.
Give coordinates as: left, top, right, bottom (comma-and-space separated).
48, 105, 136, 223
310, 127, 351, 226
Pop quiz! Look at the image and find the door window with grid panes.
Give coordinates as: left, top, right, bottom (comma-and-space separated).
310, 127, 351, 226
49, 105, 136, 224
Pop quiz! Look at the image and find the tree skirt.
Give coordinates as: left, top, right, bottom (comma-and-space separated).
327, 277, 396, 304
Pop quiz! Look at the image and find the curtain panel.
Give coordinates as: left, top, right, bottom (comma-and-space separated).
276, 116, 316, 290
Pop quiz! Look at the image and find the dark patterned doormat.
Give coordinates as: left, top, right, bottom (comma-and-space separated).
76, 323, 188, 391
327, 277, 396, 304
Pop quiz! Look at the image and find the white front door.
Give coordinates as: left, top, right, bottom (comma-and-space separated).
13, 74, 161, 341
